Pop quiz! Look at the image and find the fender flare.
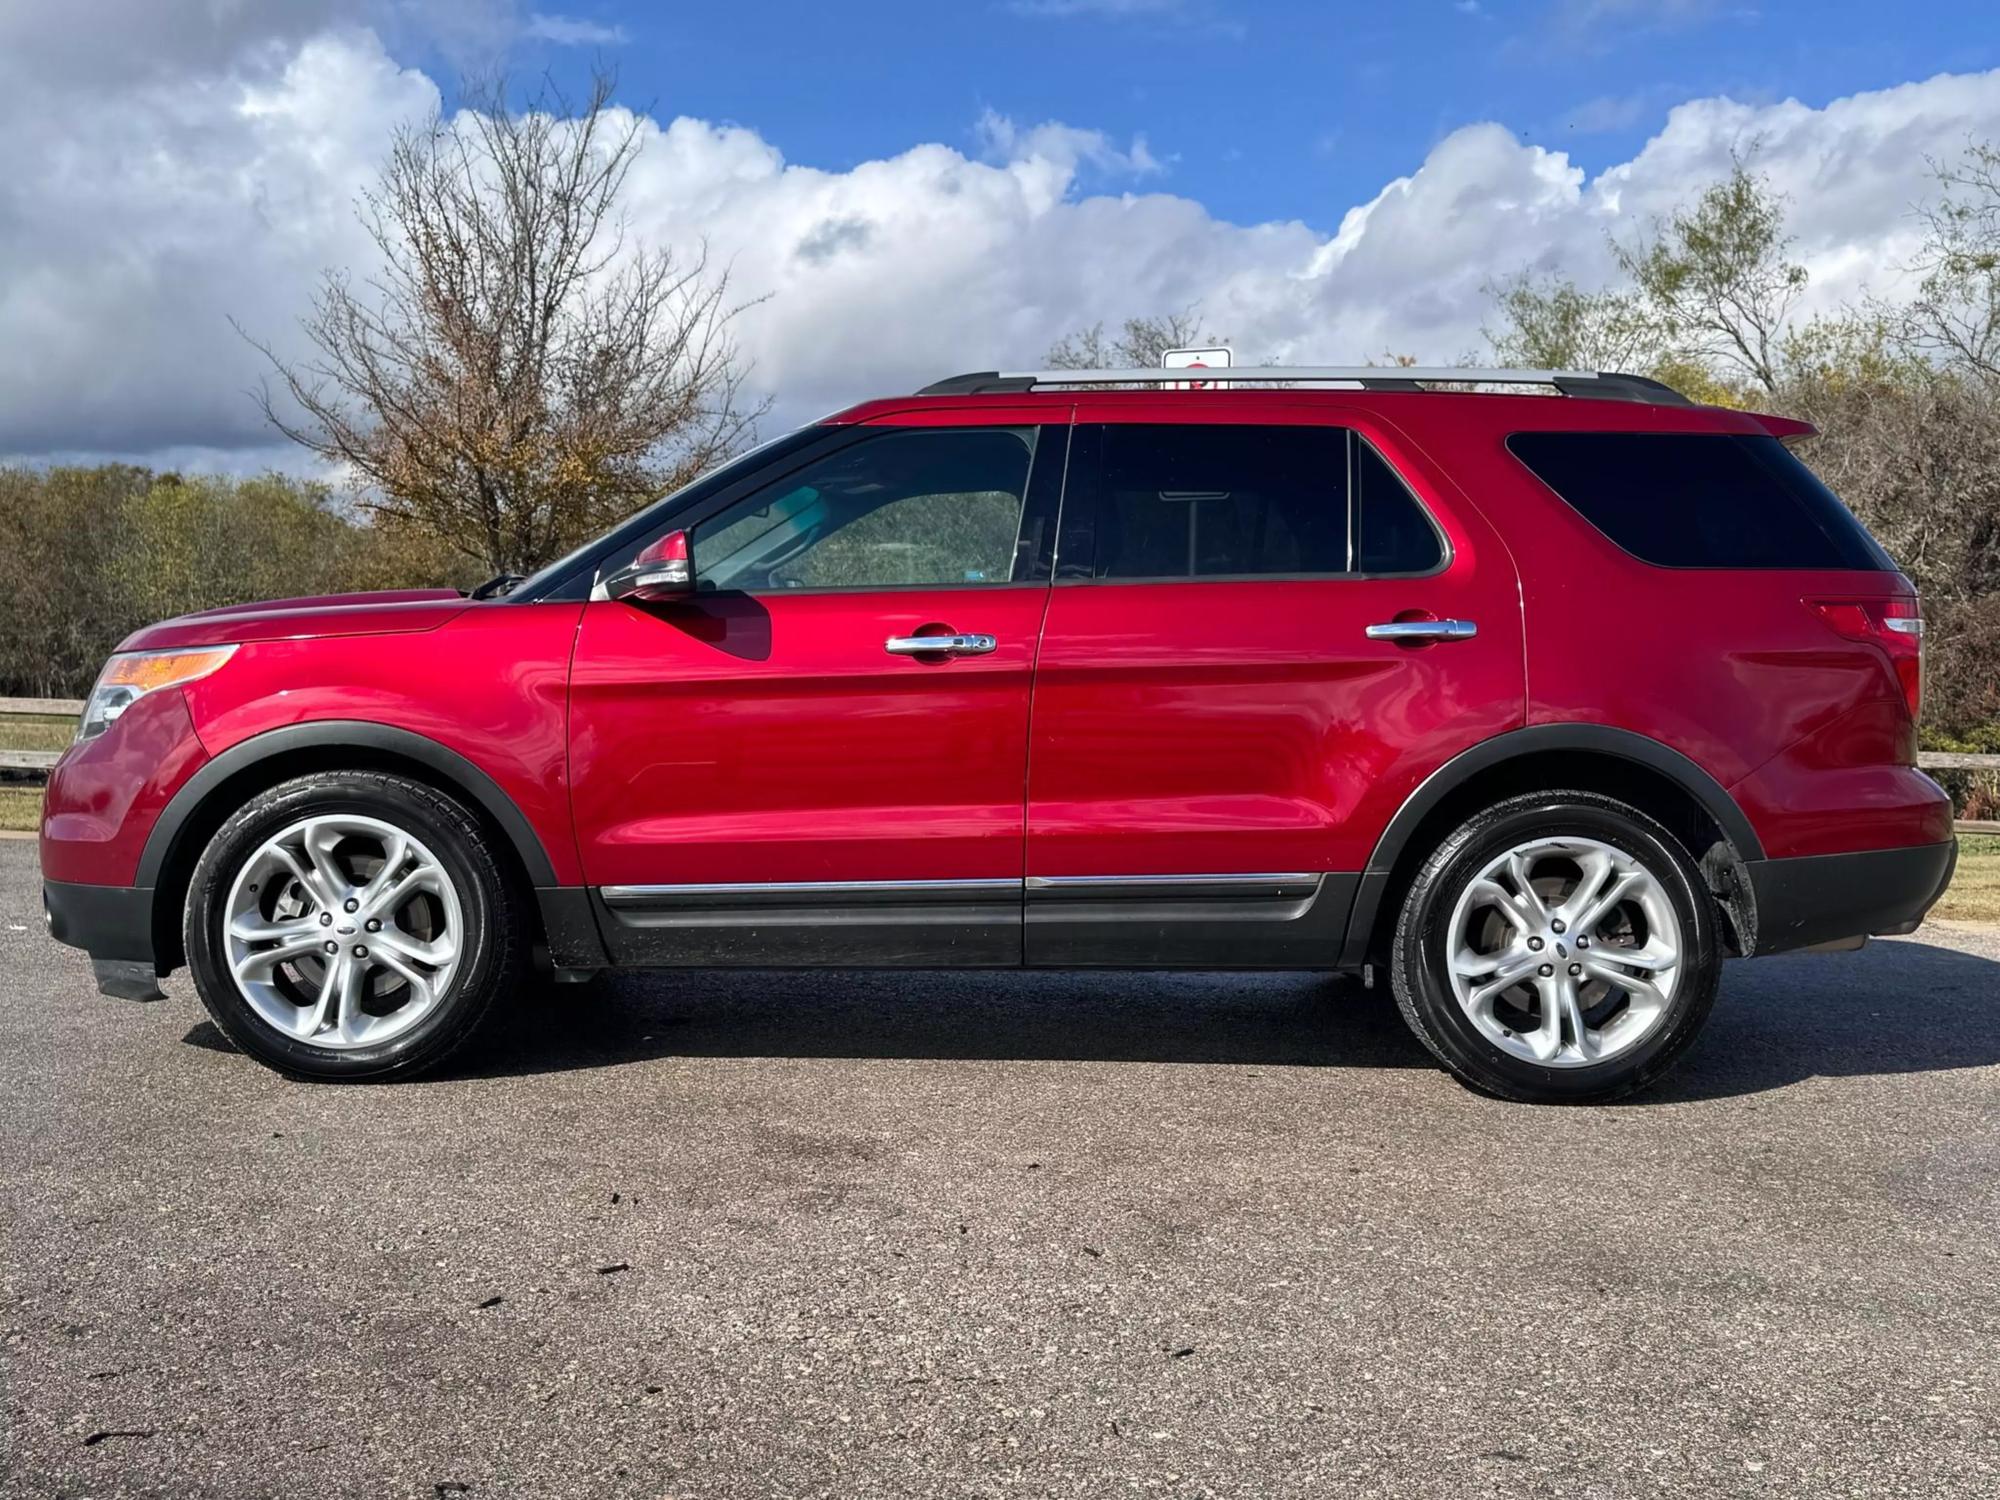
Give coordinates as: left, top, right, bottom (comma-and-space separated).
137, 720, 561, 890
1336, 723, 1763, 968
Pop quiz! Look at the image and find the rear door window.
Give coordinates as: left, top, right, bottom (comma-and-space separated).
1507, 431, 1894, 570
1063, 423, 1443, 580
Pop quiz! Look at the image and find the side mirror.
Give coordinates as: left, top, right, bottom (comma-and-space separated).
606, 530, 694, 602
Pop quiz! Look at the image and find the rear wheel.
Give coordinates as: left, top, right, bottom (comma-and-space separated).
1390, 790, 1721, 1103
183, 771, 526, 1081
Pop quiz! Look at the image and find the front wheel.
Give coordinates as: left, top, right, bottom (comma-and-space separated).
1390, 790, 1722, 1104
183, 771, 527, 1081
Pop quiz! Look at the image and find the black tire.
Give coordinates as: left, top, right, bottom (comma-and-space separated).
183, 770, 527, 1082
1390, 790, 1721, 1104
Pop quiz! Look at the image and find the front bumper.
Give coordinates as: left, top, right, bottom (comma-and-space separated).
1746, 839, 1958, 956
43, 879, 165, 1000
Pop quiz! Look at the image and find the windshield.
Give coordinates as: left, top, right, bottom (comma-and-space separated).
504, 428, 820, 601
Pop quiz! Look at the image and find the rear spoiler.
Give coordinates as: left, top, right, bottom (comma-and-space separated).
1750, 412, 1817, 444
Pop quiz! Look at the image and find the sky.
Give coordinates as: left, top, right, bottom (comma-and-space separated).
2, 0, 1998, 472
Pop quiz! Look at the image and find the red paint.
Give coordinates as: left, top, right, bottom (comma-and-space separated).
39, 685, 209, 885
569, 589, 1047, 885
1027, 400, 1526, 877
43, 387, 1950, 918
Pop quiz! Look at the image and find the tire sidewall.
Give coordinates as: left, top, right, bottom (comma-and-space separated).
184, 774, 507, 1081
1398, 794, 1720, 1103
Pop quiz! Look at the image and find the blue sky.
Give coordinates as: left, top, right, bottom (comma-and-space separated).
464, 0, 1999, 233
4, 0, 2000, 465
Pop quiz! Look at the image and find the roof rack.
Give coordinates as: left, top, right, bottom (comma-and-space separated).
915, 367, 1690, 406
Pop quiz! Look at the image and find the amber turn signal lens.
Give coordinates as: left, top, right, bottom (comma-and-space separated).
98, 647, 237, 692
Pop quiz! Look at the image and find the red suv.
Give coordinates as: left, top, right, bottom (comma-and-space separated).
40, 367, 1957, 1102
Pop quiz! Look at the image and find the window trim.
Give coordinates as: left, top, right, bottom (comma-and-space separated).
1052, 421, 1451, 586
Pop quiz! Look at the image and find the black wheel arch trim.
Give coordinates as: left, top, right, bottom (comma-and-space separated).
1337, 724, 1763, 968
136, 720, 562, 890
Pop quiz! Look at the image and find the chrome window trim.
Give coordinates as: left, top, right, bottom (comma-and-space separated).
600, 878, 1022, 904
1024, 873, 1321, 890
600, 873, 1329, 905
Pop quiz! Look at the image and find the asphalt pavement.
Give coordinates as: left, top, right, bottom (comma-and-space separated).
3, 837, 1998, 1498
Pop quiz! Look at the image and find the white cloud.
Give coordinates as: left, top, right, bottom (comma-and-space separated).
1, 19, 1998, 468
974, 110, 1165, 180
522, 11, 629, 45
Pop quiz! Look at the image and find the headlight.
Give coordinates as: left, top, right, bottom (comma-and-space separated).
77, 646, 237, 743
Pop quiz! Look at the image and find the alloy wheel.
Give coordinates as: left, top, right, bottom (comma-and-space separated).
1444, 835, 1683, 1068
221, 813, 463, 1050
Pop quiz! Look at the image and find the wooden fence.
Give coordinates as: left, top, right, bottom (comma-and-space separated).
0, 697, 75, 772
5, 697, 1998, 834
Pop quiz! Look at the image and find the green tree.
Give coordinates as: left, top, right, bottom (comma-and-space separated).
0, 467, 480, 698
1482, 274, 1664, 375
1612, 159, 1808, 395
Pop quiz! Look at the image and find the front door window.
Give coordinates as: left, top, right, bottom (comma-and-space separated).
692, 427, 1039, 591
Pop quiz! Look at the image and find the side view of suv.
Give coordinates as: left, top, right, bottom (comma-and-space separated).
41, 366, 1957, 1102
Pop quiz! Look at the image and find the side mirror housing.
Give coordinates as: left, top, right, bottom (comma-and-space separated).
606, 530, 694, 602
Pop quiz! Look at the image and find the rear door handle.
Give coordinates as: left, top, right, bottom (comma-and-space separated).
1364, 619, 1478, 642
884, 633, 997, 657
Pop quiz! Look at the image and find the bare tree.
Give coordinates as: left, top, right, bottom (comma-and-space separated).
1046, 307, 1221, 369
1905, 141, 2000, 385
244, 72, 766, 575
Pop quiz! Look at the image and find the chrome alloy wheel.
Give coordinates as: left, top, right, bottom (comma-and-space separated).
1444, 836, 1683, 1069
222, 814, 463, 1050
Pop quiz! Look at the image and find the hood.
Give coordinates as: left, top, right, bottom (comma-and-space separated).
117, 588, 472, 653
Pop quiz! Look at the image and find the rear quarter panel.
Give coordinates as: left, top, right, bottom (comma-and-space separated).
1385, 395, 1939, 858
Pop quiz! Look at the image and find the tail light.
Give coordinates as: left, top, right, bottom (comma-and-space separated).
1810, 596, 1923, 720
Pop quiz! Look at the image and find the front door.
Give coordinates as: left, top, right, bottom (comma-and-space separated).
570, 417, 1068, 965
1024, 404, 1526, 966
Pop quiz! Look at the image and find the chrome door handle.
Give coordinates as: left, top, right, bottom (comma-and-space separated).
1365, 619, 1478, 642
884, 633, 997, 656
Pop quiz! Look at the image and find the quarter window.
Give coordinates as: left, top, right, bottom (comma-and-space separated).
1507, 431, 1895, 571
692, 427, 1038, 591
1356, 438, 1444, 574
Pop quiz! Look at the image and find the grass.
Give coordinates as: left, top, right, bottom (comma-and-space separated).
1, 714, 76, 753
1934, 834, 2000, 925
0, 714, 70, 832
0, 713, 66, 833
0, 785, 42, 833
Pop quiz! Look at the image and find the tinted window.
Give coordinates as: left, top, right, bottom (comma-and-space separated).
692, 428, 1036, 590
1356, 438, 1445, 573
1508, 432, 1894, 571
1079, 424, 1440, 580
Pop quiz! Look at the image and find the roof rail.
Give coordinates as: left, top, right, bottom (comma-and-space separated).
915, 367, 1691, 406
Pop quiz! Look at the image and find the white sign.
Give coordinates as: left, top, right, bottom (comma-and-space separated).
1162, 345, 1232, 390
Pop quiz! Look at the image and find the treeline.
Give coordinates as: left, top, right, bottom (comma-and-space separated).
0, 467, 480, 699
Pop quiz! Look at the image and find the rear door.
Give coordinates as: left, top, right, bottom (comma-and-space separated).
569, 412, 1067, 965
1024, 403, 1525, 965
